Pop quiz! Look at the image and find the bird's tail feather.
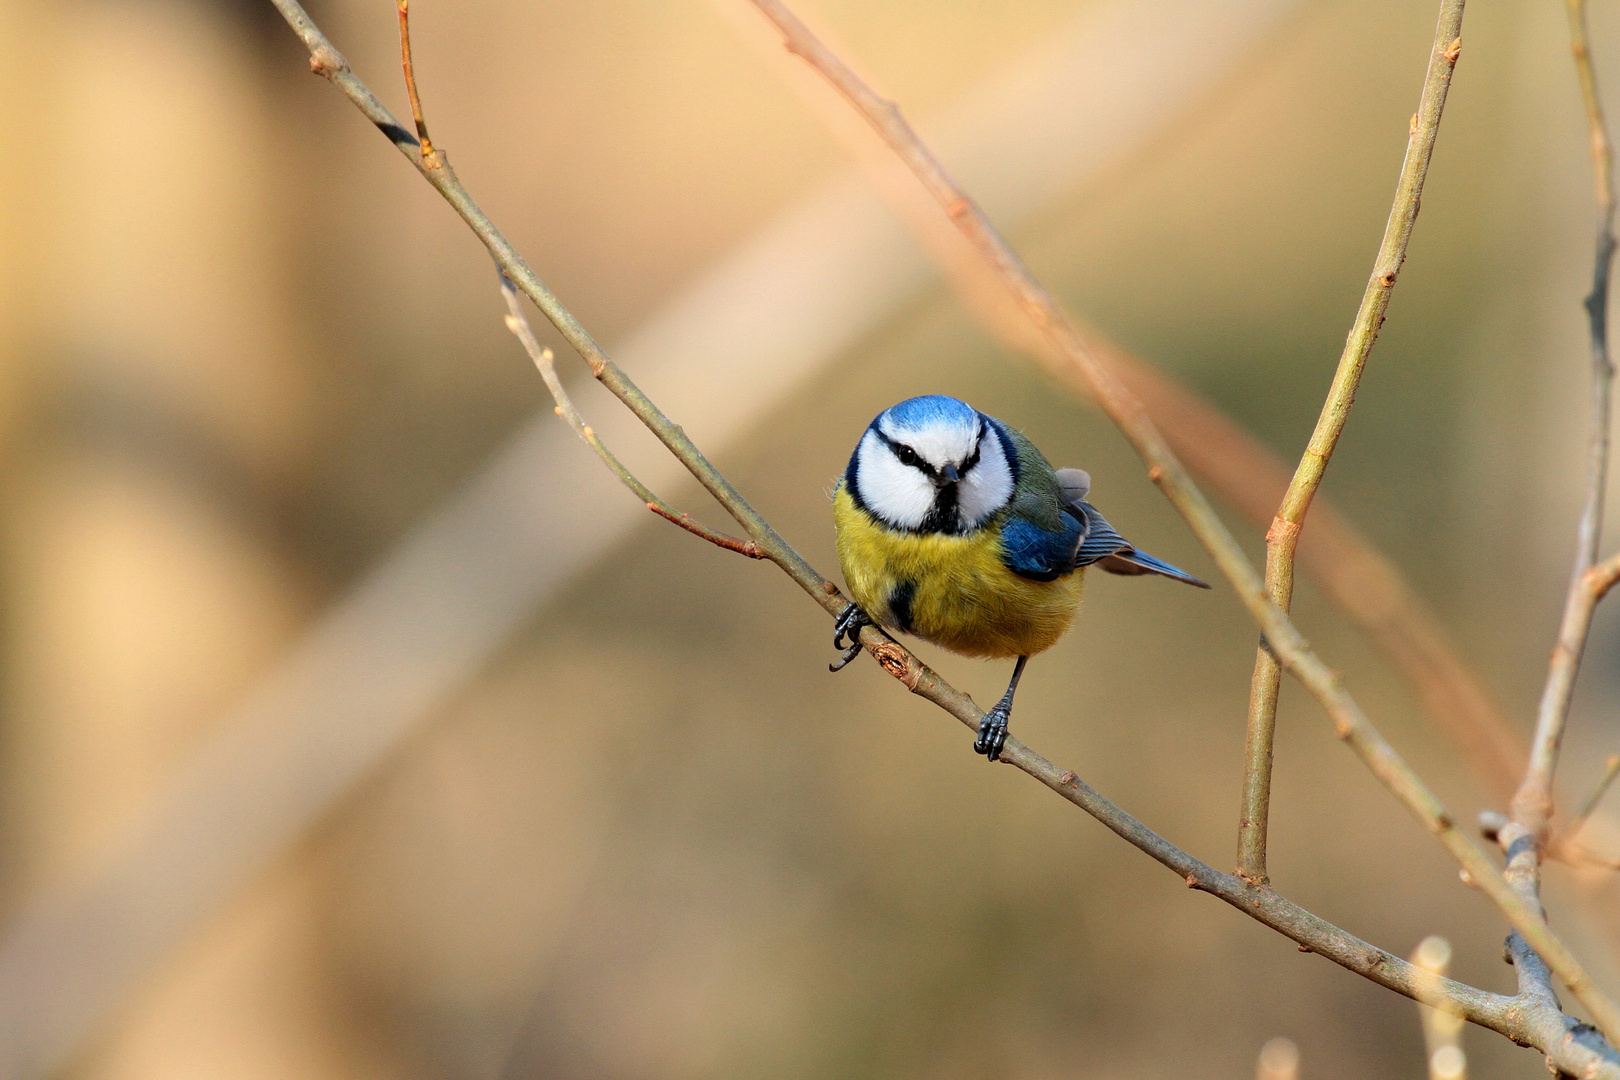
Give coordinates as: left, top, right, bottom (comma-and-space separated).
1098, 550, 1211, 589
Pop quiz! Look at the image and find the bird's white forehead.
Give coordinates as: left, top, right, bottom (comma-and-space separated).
878, 407, 982, 467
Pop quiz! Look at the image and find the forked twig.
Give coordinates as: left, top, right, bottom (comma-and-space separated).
744, 0, 1620, 1046
1519, 553, 1620, 834
498, 275, 763, 559
268, 1, 1620, 1073
1239, 4, 1463, 885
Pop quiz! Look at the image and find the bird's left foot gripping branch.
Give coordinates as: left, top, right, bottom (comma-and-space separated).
829, 395, 1209, 760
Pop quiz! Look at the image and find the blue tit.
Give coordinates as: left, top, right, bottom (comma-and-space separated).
831, 394, 1209, 760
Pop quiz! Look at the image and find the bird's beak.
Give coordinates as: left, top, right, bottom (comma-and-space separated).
940, 464, 959, 484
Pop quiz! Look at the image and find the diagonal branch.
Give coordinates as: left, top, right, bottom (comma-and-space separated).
1238, 4, 1463, 886
1518, 552, 1620, 835
498, 275, 763, 559
267, 2, 1620, 1074
744, 0, 1620, 1045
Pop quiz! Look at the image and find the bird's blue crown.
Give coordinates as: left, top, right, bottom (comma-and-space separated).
877, 394, 979, 434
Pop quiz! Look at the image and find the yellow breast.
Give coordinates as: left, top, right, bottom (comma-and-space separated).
833, 485, 1083, 659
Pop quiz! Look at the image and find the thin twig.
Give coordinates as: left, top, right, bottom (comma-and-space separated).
268, 3, 1620, 1073
1512, 0, 1619, 839
1489, 6, 1620, 1066
1568, 0, 1617, 582
498, 275, 763, 559
1238, 6, 1463, 885
1571, 755, 1620, 840
396, 0, 438, 163
1517, 553, 1620, 836
745, 0, 1620, 1045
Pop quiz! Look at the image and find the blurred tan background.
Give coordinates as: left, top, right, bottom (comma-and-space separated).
3, 0, 1620, 1077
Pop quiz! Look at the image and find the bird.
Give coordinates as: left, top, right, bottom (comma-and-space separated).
831, 394, 1209, 761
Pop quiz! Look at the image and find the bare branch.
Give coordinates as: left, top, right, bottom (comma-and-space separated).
745, 0, 1620, 1045
1512, 0, 1620, 838
1239, 2, 1463, 886
1517, 553, 1620, 835
396, 0, 438, 163
1567, 0, 1617, 581
1492, 5, 1620, 1041
497, 276, 764, 559
267, 1, 1620, 1072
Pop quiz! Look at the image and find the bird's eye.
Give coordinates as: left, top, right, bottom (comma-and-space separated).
896, 445, 919, 467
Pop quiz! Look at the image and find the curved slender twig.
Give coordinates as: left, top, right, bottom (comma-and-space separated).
1239, 5, 1463, 886
498, 275, 763, 558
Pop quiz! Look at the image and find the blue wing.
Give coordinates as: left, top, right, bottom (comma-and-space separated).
1073, 501, 1127, 565
1074, 501, 1210, 588
1000, 511, 1084, 582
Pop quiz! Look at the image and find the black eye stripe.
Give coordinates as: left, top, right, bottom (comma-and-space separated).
875, 429, 932, 475
872, 426, 986, 478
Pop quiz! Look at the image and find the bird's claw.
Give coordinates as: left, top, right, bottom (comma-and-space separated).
974, 703, 1010, 762
830, 604, 874, 672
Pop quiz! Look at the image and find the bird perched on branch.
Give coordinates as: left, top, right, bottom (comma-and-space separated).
831, 394, 1209, 760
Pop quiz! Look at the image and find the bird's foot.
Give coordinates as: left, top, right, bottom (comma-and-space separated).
830, 604, 874, 672
974, 703, 1010, 762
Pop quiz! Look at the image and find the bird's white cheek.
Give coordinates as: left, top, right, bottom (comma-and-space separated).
856, 435, 934, 529
957, 445, 1013, 528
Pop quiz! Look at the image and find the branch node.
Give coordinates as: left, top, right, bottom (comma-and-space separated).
309, 45, 346, 76
1264, 516, 1299, 545
871, 642, 916, 687
1444, 37, 1462, 62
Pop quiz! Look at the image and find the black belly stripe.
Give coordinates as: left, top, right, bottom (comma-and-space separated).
888, 580, 917, 633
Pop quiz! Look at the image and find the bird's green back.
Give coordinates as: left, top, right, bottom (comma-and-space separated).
1002, 426, 1068, 531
